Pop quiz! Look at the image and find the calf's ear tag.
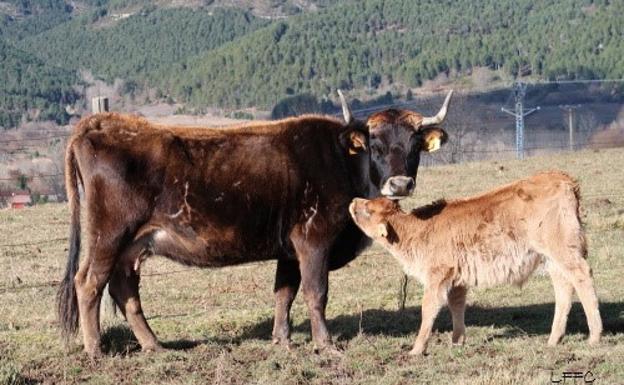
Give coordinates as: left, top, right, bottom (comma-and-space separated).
377, 223, 389, 238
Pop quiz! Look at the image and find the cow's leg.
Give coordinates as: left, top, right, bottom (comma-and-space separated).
290, 229, 333, 352
74, 238, 119, 357
272, 258, 301, 347
447, 286, 467, 346
547, 266, 574, 346
409, 280, 447, 356
108, 265, 162, 352
300, 253, 332, 351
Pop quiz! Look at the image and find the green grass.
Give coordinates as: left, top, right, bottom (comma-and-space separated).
1, 148, 623, 384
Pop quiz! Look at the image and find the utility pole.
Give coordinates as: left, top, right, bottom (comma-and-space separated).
560, 105, 580, 151
501, 81, 540, 159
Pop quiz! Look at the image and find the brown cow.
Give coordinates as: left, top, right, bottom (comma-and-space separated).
58, 92, 453, 357
349, 172, 602, 356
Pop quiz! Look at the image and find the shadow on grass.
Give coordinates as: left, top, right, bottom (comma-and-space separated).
101, 325, 141, 355
100, 302, 624, 354
239, 301, 624, 342
100, 325, 241, 354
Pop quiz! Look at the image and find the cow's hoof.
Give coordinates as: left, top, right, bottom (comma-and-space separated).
85, 346, 103, 360
451, 333, 465, 346
272, 338, 294, 351
313, 344, 344, 357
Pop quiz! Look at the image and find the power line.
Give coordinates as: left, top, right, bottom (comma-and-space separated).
530, 78, 624, 85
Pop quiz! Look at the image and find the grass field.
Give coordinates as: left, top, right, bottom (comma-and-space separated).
1, 148, 623, 385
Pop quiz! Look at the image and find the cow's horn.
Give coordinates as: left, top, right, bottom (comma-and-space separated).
419, 90, 453, 127
337, 89, 353, 124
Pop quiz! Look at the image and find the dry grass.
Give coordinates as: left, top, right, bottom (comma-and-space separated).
1, 148, 623, 384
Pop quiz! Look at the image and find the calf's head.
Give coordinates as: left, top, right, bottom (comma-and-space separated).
349, 197, 401, 242
366, 91, 452, 198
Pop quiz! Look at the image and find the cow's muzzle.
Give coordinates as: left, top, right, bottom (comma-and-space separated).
380, 176, 415, 199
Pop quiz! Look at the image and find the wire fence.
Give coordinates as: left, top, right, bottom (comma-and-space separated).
1, 219, 623, 295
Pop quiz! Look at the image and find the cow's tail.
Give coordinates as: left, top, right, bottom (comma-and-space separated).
57, 138, 81, 338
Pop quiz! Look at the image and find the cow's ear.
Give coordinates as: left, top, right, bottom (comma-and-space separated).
341, 129, 368, 155
421, 127, 448, 153
347, 130, 368, 155
377, 222, 389, 238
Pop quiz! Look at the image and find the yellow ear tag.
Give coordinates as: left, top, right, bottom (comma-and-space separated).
426, 136, 441, 152
377, 223, 388, 238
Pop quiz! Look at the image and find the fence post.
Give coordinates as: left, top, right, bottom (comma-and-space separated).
397, 274, 409, 310
91, 97, 109, 114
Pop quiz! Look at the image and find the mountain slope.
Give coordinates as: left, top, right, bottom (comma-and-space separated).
0, 39, 79, 128
2, 0, 623, 127
166, 0, 624, 108
21, 7, 269, 87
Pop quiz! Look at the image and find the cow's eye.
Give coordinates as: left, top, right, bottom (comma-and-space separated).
371, 144, 383, 155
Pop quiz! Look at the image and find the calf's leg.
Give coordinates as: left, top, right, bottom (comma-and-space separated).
537, 211, 602, 345
564, 260, 602, 345
547, 266, 574, 346
544, 239, 602, 344
272, 258, 301, 347
447, 286, 467, 346
410, 280, 447, 356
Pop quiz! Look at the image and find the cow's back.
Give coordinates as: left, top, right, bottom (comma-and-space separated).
69, 113, 362, 266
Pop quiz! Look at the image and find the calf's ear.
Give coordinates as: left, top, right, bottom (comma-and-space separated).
421, 127, 448, 153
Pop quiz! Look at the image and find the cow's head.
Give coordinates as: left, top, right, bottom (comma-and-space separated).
362, 91, 452, 198
338, 90, 452, 199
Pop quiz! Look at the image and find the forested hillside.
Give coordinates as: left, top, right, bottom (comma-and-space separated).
21, 7, 268, 86
168, 0, 624, 108
1, 0, 622, 127
0, 39, 79, 127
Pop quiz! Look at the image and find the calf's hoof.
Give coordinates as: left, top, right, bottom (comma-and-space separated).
547, 336, 561, 347
588, 335, 601, 346
142, 343, 165, 353
408, 344, 427, 356
408, 349, 425, 356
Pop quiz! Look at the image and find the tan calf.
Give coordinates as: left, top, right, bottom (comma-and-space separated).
349, 172, 602, 355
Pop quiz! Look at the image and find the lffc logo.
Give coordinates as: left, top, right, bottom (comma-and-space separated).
550, 370, 596, 384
